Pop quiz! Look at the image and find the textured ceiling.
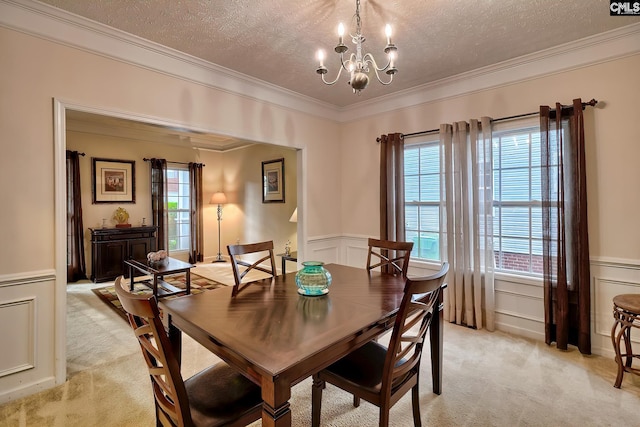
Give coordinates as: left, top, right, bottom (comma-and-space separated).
36, 0, 636, 108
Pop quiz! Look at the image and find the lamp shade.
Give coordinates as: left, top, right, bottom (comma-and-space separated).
209, 191, 227, 205
289, 208, 298, 223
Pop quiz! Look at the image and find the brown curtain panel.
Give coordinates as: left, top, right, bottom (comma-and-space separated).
189, 162, 204, 264
150, 158, 168, 251
540, 98, 591, 354
66, 150, 87, 282
378, 133, 406, 274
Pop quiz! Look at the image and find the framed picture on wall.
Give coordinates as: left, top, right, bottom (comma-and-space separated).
92, 157, 136, 203
262, 158, 285, 203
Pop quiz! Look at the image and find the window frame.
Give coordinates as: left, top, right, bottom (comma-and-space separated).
491, 120, 544, 276
166, 166, 191, 253
403, 137, 442, 262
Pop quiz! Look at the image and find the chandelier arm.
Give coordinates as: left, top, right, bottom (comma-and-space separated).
340, 53, 351, 72
363, 53, 390, 72
320, 66, 345, 86
370, 66, 395, 85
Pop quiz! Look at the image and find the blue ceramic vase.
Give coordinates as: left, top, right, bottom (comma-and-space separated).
295, 261, 332, 296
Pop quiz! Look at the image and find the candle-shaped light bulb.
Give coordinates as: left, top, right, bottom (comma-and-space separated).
338, 22, 345, 44
385, 24, 392, 44
317, 49, 325, 67
389, 50, 396, 68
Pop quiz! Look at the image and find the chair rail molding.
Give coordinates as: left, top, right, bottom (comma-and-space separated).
0, 269, 56, 287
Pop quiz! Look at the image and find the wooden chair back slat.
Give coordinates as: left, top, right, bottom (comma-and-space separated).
114, 276, 192, 426
384, 263, 449, 396
366, 238, 414, 278
227, 240, 277, 295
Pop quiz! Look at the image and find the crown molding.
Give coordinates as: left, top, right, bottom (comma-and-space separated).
0, 0, 341, 121
339, 23, 640, 122
2, 1, 639, 124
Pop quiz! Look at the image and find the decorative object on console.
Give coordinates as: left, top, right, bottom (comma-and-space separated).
92, 157, 136, 203
210, 191, 227, 263
113, 207, 131, 228
285, 240, 291, 256
262, 158, 285, 203
316, 0, 397, 94
146, 249, 168, 265
295, 261, 332, 296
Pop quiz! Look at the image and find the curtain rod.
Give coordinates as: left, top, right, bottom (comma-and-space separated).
401, 98, 598, 140
143, 158, 205, 166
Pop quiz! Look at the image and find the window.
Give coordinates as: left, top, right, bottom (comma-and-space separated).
404, 121, 546, 276
166, 167, 190, 252
404, 139, 441, 261
492, 126, 543, 275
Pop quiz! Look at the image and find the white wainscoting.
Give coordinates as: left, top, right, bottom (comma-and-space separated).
306, 235, 638, 357
591, 258, 640, 358
0, 270, 57, 404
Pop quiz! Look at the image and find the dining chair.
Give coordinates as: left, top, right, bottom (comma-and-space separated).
311, 262, 449, 427
114, 276, 262, 427
366, 238, 414, 278
227, 240, 278, 295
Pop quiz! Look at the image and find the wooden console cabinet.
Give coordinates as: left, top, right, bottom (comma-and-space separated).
90, 226, 158, 283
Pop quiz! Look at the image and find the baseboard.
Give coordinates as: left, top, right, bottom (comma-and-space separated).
0, 376, 56, 405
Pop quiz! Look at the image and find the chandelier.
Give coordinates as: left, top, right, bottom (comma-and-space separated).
316, 0, 398, 94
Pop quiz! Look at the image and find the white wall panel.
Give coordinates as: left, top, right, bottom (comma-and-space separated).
0, 298, 35, 377
591, 259, 640, 358
306, 236, 341, 265
342, 235, 369, 268
0, 271, 56, 404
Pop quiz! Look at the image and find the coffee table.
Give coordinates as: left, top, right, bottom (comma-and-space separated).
124, 257, 194, 298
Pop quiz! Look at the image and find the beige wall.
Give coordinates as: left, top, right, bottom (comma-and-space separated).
0, 27, 339, 276
221, 144, 298, 257
341, 54, 640, 261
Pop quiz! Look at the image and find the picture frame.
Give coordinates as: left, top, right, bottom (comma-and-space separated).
92, 157, 136, 204
262, 158, 285, 203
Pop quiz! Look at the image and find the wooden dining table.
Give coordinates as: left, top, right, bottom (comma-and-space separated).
160, 263, 444, 427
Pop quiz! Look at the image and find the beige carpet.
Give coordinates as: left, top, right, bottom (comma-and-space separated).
1, 270, 640, 426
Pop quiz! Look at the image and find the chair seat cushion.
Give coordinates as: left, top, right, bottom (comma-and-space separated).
185, 363, 262, 427
324, 341, 389, 392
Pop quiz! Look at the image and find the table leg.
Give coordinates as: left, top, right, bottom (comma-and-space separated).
153, 274, 159, 297
167, 314, 182, 367
261, 378, 292, 427
282, 258, 286, 275
185, 269, 191, 294
129, 264, 134, 291
430, 290, 444, 395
